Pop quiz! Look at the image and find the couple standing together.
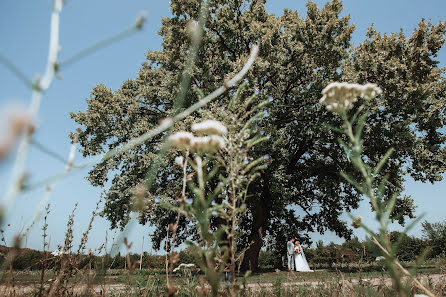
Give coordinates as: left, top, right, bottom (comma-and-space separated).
287, 238, 313, 272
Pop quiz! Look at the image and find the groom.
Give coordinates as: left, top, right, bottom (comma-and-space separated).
286, 237, 295, 271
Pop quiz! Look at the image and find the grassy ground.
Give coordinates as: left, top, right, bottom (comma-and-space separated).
2, 262, 444, 285
1, 267, 445, 296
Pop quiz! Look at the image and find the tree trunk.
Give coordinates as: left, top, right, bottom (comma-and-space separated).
240, 174, 272, 271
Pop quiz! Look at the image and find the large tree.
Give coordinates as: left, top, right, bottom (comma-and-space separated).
71, 0, 445, 270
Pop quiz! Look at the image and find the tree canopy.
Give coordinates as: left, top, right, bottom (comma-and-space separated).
71, 0, 445, 270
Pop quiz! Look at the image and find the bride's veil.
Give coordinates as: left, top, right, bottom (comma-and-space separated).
301, 246, 313, 271
301, 248, 308, 265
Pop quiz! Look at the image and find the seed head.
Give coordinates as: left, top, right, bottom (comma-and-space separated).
168, 131, 194, 150
320, 82, 382, 112
351, 216, 362, 229
175, 156, 184, 168
191, 120, 227, 136
190, 135, 225, 154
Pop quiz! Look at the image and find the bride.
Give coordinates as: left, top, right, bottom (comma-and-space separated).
294, 241, 313, 272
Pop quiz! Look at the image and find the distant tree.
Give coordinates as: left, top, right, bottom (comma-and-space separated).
389, 231, 425, 261
71, 0, 446, 271
422, 220, 446, 257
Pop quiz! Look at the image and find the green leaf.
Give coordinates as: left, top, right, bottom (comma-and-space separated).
206, 164, 220, 181
340, 171, 365, 194
353, 112, 369, 142
229, 80, 249, 109
324, 123, 345, 135
382, 194, 397, 223
373, 148, 394, 175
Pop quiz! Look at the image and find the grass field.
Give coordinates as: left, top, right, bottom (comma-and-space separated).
1, 261, 445, 296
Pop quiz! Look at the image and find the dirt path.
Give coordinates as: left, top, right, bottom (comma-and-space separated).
246, 273, 446, 291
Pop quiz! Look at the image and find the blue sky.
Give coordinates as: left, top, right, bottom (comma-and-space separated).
0, 0, 445, 254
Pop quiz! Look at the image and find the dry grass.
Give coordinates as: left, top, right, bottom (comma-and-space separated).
0, 268, 445, 296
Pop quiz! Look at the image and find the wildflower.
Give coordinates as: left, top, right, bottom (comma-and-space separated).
264, 154, 270, 160
319, 82, 382, 112
361, 83, 382, 100
268, 96, 273, 102
168, 131, 194, 150
351, 216, 362, 228
51, 249, 63, 257
175, 156, 184, 168
190, 135, 225, 154
154, 196, 161, 203
186, 198, 193, 204
191, 120, 227, 136
254, 89, 260, 95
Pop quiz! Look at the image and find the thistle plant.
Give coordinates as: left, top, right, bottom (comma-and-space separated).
321, 82, 436, 297
158, 80, 271, 296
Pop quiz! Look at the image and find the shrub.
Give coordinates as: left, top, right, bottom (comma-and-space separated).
258, 250, 282, 269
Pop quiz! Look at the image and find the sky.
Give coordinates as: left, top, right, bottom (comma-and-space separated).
0, 0, 445, 255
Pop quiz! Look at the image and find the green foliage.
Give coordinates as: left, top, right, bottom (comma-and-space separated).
71, 0, 446, 271
258, 250, 282, 269
388, 231, 426, 262
422, 220, 446, 258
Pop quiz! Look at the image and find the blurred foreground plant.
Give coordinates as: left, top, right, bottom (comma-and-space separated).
158, 80, 271, 296
321, 82, 436, 297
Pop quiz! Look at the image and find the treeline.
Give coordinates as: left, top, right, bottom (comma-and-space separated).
259, 221, 446, 270
0, 246, 197, 271
1, 220, 444, 271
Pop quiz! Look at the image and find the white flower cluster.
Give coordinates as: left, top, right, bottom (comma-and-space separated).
168, 131, 194, 150
173, 263, 196, 273
168, 120, 227, 154
191, 120, 227, 136
51, 249, 63, 257
175, 156, 184, 167
319, 82, 382, 111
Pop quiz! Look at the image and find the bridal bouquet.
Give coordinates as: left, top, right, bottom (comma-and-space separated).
294, 246, 302, 254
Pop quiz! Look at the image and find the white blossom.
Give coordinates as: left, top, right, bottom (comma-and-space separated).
168, 131, 194, 150
360, 83, 383, 100
51, 249, 63, 257
190, 135, 225, 153
191, 120, 227, 136
175, 156, 184, 167
319, 82, 382, 112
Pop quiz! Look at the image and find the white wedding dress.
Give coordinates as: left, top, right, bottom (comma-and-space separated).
294, 246, 313, 272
